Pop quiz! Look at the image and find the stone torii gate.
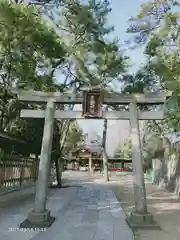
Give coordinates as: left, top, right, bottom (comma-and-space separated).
12, 89, 170, 229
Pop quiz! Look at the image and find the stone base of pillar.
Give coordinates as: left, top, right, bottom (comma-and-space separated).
20, 210, 55, 229
126, 212, 160, 230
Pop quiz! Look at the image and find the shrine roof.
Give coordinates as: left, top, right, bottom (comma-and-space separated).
75, 144, 102, 154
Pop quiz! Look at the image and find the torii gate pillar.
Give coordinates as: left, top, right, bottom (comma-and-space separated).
20, 99, 55, 228
126, 103, 159, 229
129, 103, 147, 213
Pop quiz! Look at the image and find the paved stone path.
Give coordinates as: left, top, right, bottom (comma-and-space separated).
0, 172, 133, 240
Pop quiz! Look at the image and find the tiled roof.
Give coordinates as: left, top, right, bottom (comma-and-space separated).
76, 144, 102, 154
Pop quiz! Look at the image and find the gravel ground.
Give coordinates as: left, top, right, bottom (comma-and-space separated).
94, 173, 180, 240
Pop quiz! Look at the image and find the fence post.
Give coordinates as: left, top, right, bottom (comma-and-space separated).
0, 152, 5, 188
19, 161, 24, 186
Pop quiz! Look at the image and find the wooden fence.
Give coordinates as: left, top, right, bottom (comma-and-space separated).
0, 154, 39, 189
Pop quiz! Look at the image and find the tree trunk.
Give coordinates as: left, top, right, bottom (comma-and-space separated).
55, 104, 74, 184
34, 154, 39, 181
102, 112, 109, 181
55, 158, 62, 187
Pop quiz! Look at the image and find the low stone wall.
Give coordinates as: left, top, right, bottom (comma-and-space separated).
0, 182, 36, 204
152, 154, 180, 196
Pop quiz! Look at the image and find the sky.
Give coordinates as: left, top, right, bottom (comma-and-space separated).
78, 0, 146, 156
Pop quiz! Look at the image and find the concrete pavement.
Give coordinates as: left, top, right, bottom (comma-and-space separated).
0, 171, 134, 240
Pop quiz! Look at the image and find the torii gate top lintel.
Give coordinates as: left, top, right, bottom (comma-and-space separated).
11, 88, 171, 105
11, 88, 172, 120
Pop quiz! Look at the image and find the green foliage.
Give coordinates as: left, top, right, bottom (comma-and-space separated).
146, 13, 180, 131
51, 0, 128, 158
115, 139, 132, 159
0, 1, 66, 155
145, 36, 164, 57
121, 65, 160, 94
63, 120, 85, 154
0, 1, 65, 89
10, 118, 44, 154
0, 0, 129, 159
56, 0, 128, 89
126, 0, 180, 136
126, 0, 179, 45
